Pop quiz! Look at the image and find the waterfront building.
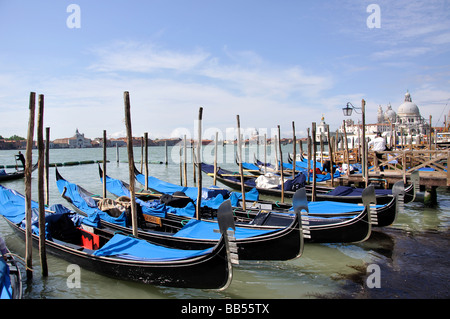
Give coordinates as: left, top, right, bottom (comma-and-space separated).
340, 91, 431, 146
53, 129, 92, 148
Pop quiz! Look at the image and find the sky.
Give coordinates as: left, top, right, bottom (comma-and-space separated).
0, 0, 449, 141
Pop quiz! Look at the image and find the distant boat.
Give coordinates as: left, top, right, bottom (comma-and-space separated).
0, 163, 38, 182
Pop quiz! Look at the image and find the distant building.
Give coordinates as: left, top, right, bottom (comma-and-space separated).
340, 91, 430, 146
53, 129, 92, 148
316, 115, 329, 143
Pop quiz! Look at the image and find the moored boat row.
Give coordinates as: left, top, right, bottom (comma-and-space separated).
0, 155, 416, 293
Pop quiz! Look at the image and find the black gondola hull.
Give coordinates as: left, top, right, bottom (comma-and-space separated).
306, 208, 371, 243
5, 218, 232, 290
57, 168, 304, 260
203, 163, 414, 205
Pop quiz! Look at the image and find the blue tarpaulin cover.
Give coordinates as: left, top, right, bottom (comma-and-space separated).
229, 188, 259, 206
173, 218, 277, 240
241, 162, 260, 171
93, 233, 214, 261
0, 184, 38, 224
0, 259, 12, 299
326, 185, 392, 196
105, 172, 259, 211
56, 177, 128, 226
0, 184, 98, 238
288, 200, 382, 215
19, 204, 93, 239
135, 173, 229, 201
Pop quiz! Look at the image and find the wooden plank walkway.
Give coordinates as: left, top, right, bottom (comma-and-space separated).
332, 149, 449, 188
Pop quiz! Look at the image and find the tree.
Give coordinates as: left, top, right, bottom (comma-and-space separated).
8, 135, 26, 141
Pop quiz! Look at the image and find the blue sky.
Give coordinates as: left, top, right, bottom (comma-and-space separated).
0, 0, 449, 140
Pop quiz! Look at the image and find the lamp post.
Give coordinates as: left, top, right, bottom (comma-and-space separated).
342, 99, 367, 187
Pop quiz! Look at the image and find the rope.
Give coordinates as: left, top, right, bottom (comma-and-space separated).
5, 253, 34, 272
181, 219, 189, 226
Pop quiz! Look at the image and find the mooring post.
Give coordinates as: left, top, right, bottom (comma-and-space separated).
424, 186, 438, 207
236, 115, 246, 209
144, 132, 148, 191
196, 107, 203, 219
311, 122, 317, 201
213, 131, 218, 186
25, 92, 36, 280
278, 125, 285, 203
103, 130, 107, 199
45, 127, 50, 207
123, 91, 138, 237
292, 121, 296, 178
37, 94, 48, 277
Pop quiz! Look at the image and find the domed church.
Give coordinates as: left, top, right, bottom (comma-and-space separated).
377, 91, 429, 137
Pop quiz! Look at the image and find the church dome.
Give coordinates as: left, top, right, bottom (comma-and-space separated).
397, 92, 420, 116
384, 104, 396, 123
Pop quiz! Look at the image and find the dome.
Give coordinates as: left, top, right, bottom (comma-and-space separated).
397, 92, 420, 116
384, 104, 396, 123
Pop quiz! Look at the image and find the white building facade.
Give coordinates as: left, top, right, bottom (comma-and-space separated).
340, 91, 430, 146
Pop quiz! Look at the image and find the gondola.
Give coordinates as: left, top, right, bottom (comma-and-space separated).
1, 247, 23, 299
0, 163, 38, 182
56, 168, 305, 260
124, 167, 378, 243
202, 162, 416, 205
284, 156, 418, 204
0, 184, 234, 290
129, 164, 401, 228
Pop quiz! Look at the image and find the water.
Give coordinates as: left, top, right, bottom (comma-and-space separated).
0, 144, 449, 300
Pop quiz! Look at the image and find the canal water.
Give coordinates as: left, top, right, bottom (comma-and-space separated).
0, 144, 449, 300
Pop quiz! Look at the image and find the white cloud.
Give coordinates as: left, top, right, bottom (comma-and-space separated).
371, 47, 432, 60
89, 41, 211, 73
88, 41, 332, 101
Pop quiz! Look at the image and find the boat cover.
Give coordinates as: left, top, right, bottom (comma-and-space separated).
0, 184, 99, 231
229, 188, 259, 206
0, 185, 39, 224
173, 218, 277, 240
241, 162, 260, 171
288, 200, 382, 215
56, 178, 128, 226
0, 259, 12, 299
135, 173, 229, 201
326, 185, 392, 196
93, 233, 214, 261
133, 172, 259, 209
15, 204, 98, 240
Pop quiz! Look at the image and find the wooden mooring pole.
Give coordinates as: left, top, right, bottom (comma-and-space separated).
144, 132, 149, 191
292, 121, 296, 178
311, 122, 317, 202
278, 125, 285, 203
213, 131, 218, 186
123, 91, 138, 237
45, 127, 50, 207
196, 107, 203, 219
102, 130, 107, 199
236, 114, 246, 210
25, 92, 36, 280
37, 94, 48, 277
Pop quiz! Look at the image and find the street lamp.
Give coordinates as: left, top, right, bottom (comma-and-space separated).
343, 99, 367, 186
342, 102, 356, 117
